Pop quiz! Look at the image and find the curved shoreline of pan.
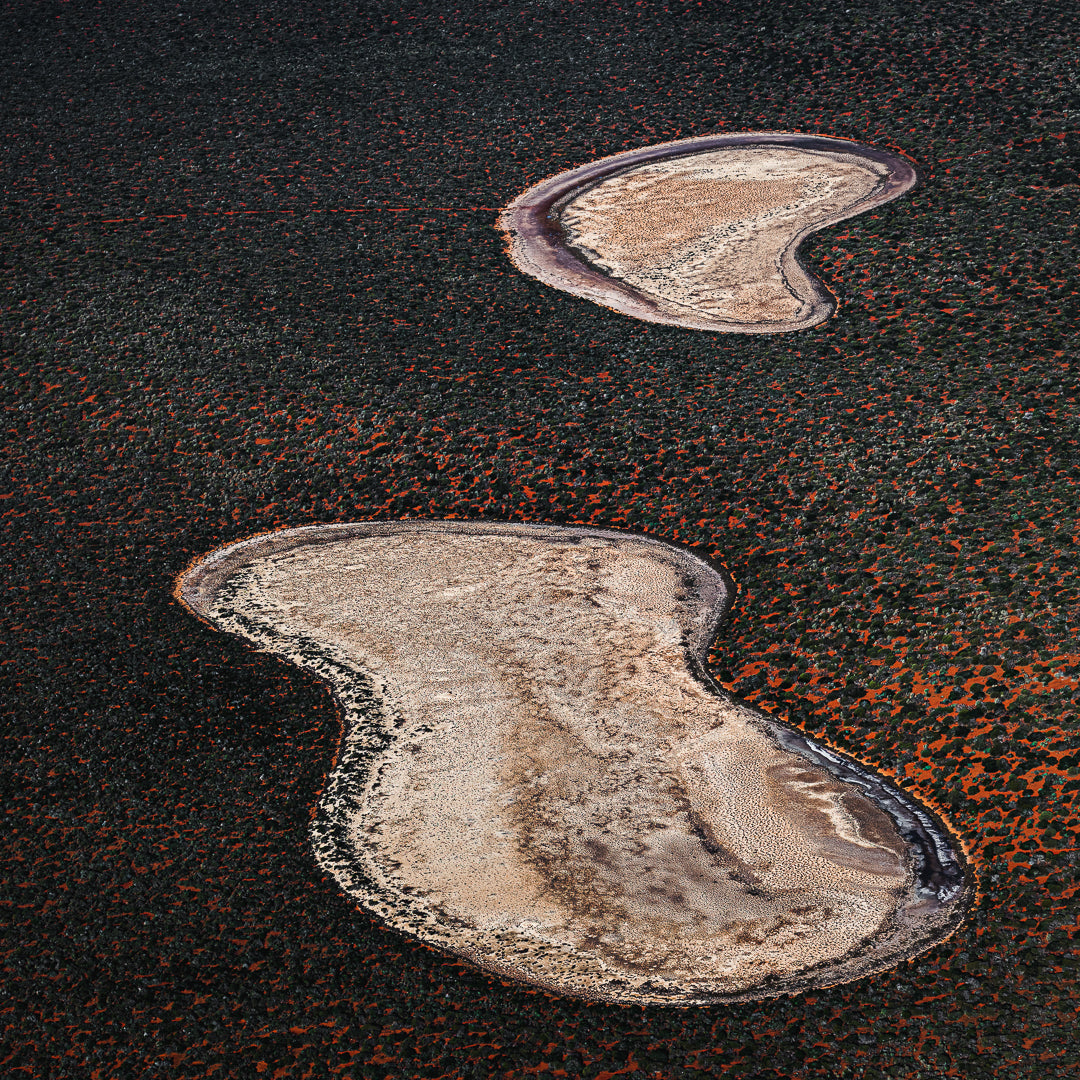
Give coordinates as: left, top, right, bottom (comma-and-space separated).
498, 132, 919, 333
176, 520, 969, 1005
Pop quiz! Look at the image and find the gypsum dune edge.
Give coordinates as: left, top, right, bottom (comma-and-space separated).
499, 133, 918, 333
176, 520, 969, 1005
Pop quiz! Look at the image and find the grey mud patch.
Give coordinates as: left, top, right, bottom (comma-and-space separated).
499, 133, 918, 333
176, 520, 968, 1005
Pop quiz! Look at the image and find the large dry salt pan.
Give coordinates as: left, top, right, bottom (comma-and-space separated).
500, 133, 917, 332
177, 521, 967, 1004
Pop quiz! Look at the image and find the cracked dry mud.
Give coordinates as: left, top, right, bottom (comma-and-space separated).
500, 133, 918, 332
177, 521, 967, 1004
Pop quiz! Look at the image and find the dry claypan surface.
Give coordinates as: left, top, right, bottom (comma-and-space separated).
178, 521, 967, 1004
501, 134, 917, 332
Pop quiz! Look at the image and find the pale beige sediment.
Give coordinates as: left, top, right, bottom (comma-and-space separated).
500, 135, 917, 332
178, 521, 963, 1004
559, 147, 885, 329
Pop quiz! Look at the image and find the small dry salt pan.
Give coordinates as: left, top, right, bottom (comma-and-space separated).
500, 133, 917, 332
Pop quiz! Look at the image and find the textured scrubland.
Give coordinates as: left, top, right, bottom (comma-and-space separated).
2, 0, 1079, 1077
